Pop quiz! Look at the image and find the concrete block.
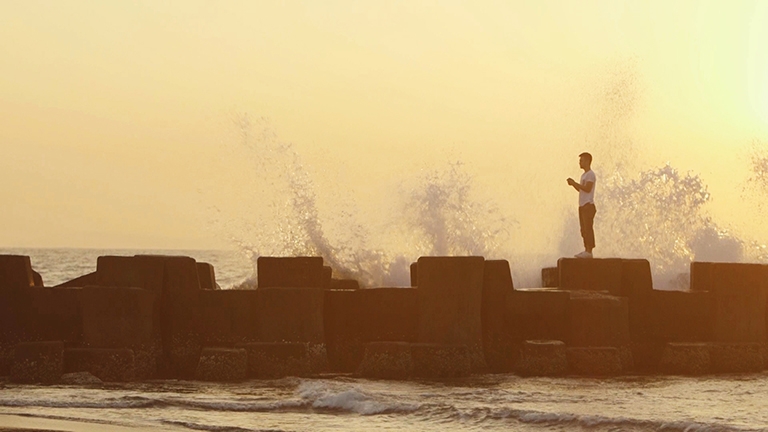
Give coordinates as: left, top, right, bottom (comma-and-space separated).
80, 287, 154, 348
482, 260, 515, 372
257, 257, 325, 288
558, 258, 623, 294
410, 262, 417, 287
711, 284, 767, 343
411, 343, 471, 378
506, 289, 570, 346
541, 267, 558, 287
197, 290, 259, 347
236, 342, 310, 378
329, 279, 359, 290
356, 342, 413, 379
10, 341, 64, 384
659, 343, 711, 375
515, 340, 568, 377
255, 287, 326, 372
359, 288, 418, 343
63, 348, 134, 382
196, 262, 218, 290
709, 343, 764, 373
322, 266, 332, 289
630, 342, 665, 372
0, 255, 36, 292
27, 287, 83, 343
31, 270, 43, 287
80, 286, 156, 379
690, 262, 768, 293
566, 347, 623, 376
620, 259, 654, 298
416, 256, 486, 372
323, 289, 363, 372
195, 347, 247, 382
55, 271, 98, 288
652, 291, 712, 342
567, 292, 630, 348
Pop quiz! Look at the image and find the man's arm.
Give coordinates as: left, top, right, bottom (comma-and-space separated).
567, 178, 594, 192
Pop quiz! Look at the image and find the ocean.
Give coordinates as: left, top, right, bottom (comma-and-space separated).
1, 248, 767, 431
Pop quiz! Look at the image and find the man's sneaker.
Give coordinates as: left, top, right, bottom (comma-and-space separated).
574, 251, 593, 259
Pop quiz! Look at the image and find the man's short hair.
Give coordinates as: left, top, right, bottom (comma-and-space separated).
579, 152, 592, 163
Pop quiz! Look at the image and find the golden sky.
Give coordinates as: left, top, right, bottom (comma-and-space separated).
1, 0, 767, 250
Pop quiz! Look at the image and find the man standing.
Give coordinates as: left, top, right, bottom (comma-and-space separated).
567, 152, 596, 258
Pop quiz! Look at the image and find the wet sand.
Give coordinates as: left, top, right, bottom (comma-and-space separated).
0, 415, 182, 432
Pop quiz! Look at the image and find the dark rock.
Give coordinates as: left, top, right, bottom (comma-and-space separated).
60, 371, 103, 385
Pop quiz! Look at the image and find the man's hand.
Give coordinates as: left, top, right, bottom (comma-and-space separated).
567, 178, 577, 187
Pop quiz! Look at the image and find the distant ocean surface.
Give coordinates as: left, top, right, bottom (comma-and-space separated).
1, 248, 767, 431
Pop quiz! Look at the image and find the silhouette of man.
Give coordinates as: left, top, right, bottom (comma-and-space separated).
567, 152, 596, 258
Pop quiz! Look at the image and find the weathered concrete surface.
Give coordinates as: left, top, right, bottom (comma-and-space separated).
55, 271, 98, 288
411, 343, 471, 378
709, 343, 764, 373
652, 290, 713, 342
482, 260, 515, 372
195, 347, 247, 382
566, 347, 623, 376
196, 262, 218, 290
0, 255, 36, 292
324, 288, 417, 373
10, 341, 64, 384
0, 254, 37, 374
567, 292, 631, 348
659, 343, 711, 375
558, 258, 623, 294
416, 256, 486, 372
32, 270, 44, 287
257, 257, 325, 288
515, 340, 568, 377
79, 286, 156, 379
63, 348, 135, 382
255, 287, 327, 372
359, 288, 418, 343
410, 262, 418, 287
541, 267, 558, 288
329, 279, 360, 290
236, 342, 310, 378
690, 261, 768, 293
356, 342, 413, 379
322, 266, 332, 289
324, 289, 362, 372
198, 290, 259, 347
1, 288, 82, 376
506, 289, 570, 366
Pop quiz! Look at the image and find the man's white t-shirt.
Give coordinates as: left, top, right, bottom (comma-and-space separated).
579, 170, 596, 207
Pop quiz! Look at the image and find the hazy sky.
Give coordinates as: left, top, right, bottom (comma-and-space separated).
1, 0, 767, 251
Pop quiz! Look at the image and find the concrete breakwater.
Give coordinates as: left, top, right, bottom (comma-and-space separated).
1, 254, 767, 383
